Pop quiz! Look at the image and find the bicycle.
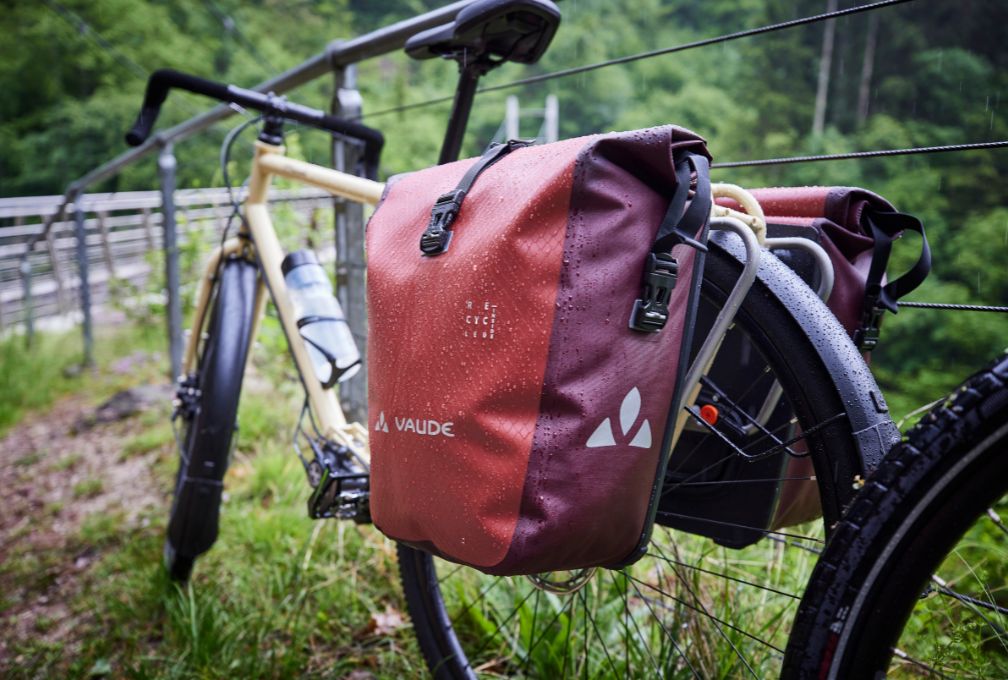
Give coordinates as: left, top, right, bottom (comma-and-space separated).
781, 352, 1008, 678
125, 1, 901, 675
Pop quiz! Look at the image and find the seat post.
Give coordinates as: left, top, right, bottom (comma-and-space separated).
438, 62, 484, 165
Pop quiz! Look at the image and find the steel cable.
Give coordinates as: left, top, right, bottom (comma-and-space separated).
360, 0, 917, 121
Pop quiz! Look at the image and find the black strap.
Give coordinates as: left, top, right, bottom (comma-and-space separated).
419, 139, 533, 255
630, 150, 712, 333
296, 314, 348, 329
854, 208, 931, 350
652, 153, 711, 255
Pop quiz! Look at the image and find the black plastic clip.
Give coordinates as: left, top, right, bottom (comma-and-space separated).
420, 189, 466, 255
630, 252, 679, 332
854, 305, 885, 351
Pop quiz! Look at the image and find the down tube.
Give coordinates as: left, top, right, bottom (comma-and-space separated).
243, 202, 348, 435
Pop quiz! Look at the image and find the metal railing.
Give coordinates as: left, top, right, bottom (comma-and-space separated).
14, 0, 477, 421
2, 187, 335, 333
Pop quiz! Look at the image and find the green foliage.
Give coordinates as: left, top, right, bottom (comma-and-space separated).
0, 318, 167, 435
0, 0, 353, 195
0, 332, 83, 432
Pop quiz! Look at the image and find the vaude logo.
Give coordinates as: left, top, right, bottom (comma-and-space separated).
586, 387, 652, 449
374, 411, 455, 438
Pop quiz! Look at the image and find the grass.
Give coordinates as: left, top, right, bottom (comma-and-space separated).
120, 422, 174, 460
0, 321, 166, 437
52, 452, 82, 471
2, 320, 424, 679
72, 478, 104, 499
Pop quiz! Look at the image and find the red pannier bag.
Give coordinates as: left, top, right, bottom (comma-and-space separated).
758, 187, 929, 528
366, 126, 712, 575
721, 186, 931, 352
686, 186, 930, 535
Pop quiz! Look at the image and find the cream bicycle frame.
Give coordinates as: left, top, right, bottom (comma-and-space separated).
182, 141, 383, 461
181, 141, 777, 467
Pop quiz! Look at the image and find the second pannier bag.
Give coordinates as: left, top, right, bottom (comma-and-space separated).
721, 186, 931, 350
366, 125, 712, 575
657, 186, 930, 548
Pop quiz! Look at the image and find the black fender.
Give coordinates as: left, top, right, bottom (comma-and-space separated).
711, 230, 900, 474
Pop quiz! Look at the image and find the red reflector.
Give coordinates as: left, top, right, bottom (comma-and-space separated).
699, 404, 719, 426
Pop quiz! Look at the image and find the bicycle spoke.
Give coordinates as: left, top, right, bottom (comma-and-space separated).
655, 511, 824, 544
561, 592, 574, 679
578, 586, 622, 679
645, 551, 801, 600
626, 576, 700, 678
766, 534, 822, 555
935, 582, 1008, 619
938, 554, 1008, 657
622, 572, 629, 677
891, 647, 952, 679
986, 508, 1008, 538
613, 572, 663, 677
673, 476, 815, 487
467, 585, 538, 664
518, 590, 577, 670
581, 586, 588, 680
519, 588, 541, 677
437, 561, 466, 586
628, 575, 783, 657
651, 542, 762, 678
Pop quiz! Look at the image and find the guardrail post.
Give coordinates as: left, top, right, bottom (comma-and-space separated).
141, 207, 156, 250
331, 61, 368, 423
46, 226, 68, 313
20, 256, 33, 347
96, 210, 117, 280
73, 196, 94, 366
159, 142, 183, 380
543, 94, 559, 143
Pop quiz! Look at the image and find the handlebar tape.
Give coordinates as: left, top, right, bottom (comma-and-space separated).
125, 70, 231, 146
124, 69, 384, 177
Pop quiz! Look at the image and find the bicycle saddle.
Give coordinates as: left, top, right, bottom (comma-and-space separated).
405, 0, 561, 67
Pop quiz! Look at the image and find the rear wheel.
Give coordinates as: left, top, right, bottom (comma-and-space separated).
165, 257, 257, 581
397, 236, 891, 678
784, 353, 1008, 678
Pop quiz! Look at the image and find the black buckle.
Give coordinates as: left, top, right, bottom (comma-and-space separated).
420, 190, 466, 255
854, 305, 885, 351
630, 252, 679, 332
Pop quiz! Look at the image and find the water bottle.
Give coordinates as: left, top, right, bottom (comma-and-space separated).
281, 249, 360, 387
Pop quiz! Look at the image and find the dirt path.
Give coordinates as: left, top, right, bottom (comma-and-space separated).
0, 371, 171, 668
